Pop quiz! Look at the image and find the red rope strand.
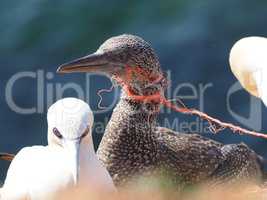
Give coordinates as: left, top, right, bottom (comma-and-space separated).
96, 65, 267, 139
97, 84, 115, 109
118, 65, 267, 139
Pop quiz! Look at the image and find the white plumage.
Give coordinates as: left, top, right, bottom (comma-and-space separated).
229, 36, 267, 106
0, 98, 115, 200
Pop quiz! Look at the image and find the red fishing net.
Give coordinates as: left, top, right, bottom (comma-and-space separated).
98, 65, 267, 139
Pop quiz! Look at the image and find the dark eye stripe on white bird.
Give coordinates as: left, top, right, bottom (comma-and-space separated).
53, 127, 63, 139
70, 126, 90, 141
53, 126, 89, 141
81, 126, 90, 139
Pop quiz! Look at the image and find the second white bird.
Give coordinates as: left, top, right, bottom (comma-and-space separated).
1, 98, 115, 200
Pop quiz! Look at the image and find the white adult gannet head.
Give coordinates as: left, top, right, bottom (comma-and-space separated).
1, 98, 115, 199
229, 36, 267, 106
47, 98, 94, 184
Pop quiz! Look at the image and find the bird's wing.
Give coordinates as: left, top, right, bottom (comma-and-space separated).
209, 143, 264, 185
155, 127, 225, 183
4, 148, 32, 184
2, 146, 47, 199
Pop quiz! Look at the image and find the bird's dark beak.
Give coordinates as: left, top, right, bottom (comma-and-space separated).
57, 53, 121, 74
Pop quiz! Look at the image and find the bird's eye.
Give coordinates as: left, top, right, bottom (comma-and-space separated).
53, 128, 63, 139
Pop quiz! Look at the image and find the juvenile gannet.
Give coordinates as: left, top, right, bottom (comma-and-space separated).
229, 36, 267, 106
1, 98, 115, 200
57, 34, 266, 188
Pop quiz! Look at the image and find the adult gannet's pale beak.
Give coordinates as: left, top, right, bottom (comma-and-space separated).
64, 139, 81, 185
57, 53, 122, 75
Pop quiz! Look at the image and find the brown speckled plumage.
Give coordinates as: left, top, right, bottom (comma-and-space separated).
97, 95, 263, 187
58, 34, 265, 188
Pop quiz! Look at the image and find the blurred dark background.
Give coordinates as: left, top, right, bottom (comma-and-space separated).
1, 0, 267, 182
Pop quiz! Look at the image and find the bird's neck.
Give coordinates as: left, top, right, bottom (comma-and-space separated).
120, 84, 164, 106
97, 87, 162, 170
103, 88, 161, 140
79, 134, 99, 174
